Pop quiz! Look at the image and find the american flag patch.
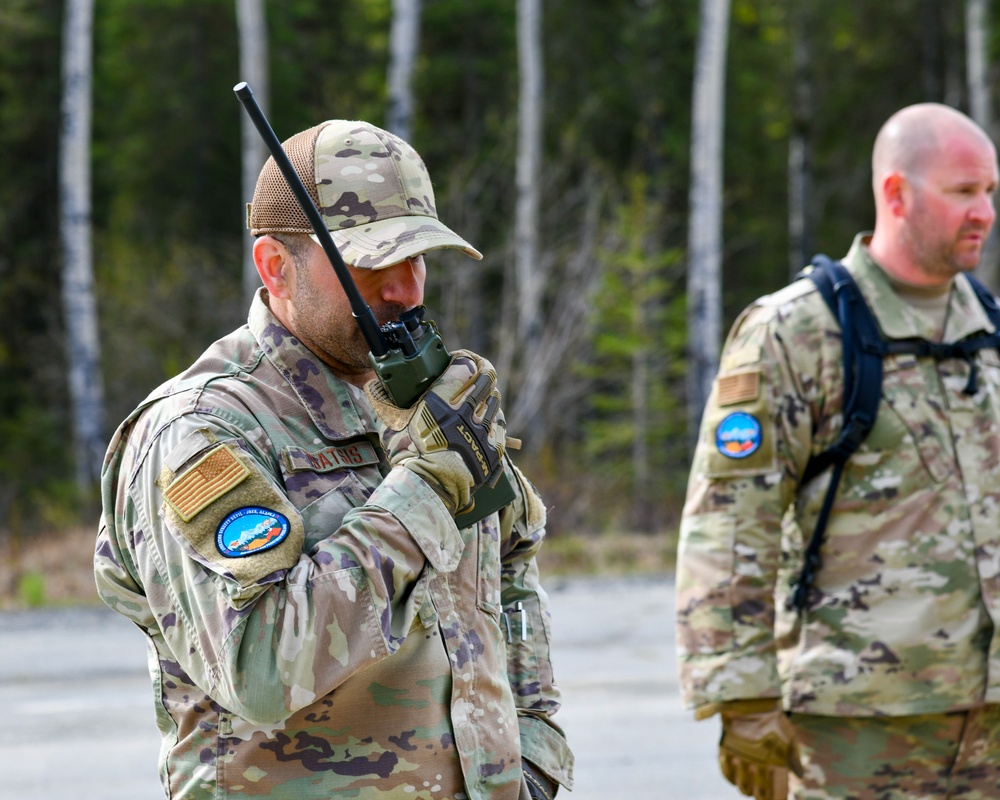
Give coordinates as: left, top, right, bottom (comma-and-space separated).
164, 445, 250, 522
717, 370, 760, 406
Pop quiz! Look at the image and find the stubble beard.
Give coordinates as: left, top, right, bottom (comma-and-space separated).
289, 255, 413, 380
907, 203, 987, 281
293, 280, 408, 377
930, 228, 985, 278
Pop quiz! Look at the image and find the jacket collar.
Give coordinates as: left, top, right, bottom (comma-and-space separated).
248, 289, 377, 440
841, 233, 995, 343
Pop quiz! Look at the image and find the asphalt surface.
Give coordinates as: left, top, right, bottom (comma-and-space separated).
1, 575, 737, 799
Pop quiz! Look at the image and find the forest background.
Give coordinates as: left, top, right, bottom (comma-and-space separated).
3, 0, 999, 603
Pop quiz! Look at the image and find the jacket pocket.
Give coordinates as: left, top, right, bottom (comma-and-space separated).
295, 470, 376, 551
849, 354, 952, 486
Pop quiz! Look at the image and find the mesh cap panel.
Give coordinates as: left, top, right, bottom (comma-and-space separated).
248, 123, 328, 235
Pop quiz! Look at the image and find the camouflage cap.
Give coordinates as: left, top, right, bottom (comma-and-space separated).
248, 120, 483, 269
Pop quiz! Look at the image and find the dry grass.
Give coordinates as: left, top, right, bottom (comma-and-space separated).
537, 529, 677, 577
0, 526, 676, 610
1, 527, 104, 609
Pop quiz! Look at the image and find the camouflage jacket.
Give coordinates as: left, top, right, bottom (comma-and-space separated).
95, 291, 573, 799
676, 234, 1000, 717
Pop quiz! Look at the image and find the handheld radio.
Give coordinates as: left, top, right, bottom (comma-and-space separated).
234, 82, 514, 527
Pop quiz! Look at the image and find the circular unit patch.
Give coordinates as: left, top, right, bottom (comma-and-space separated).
715, 411, 763, 459
216, 506, 290, 558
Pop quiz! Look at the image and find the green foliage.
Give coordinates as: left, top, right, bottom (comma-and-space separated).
18, 571, 47, 608
0, 401, 84, 534
268, 0, 390, 127
4, 0, 999, 543
576, 173, 689, 531
99, 235, 243, 426
0, 0, 73, 531
94, 0, 242, 245
725, 0, 795, 296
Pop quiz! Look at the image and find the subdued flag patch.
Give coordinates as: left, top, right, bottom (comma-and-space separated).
717, 370, 760, 406
164, 445, 250, 522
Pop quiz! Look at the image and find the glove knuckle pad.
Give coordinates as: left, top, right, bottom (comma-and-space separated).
423, 392, 500, 485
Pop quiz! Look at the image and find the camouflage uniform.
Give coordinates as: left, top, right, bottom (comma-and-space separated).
95, 292, 573, 800
790, 707, 1000, 798
676, 234, 1000, 790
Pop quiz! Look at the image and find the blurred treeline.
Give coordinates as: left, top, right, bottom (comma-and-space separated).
1, 0, 993, 540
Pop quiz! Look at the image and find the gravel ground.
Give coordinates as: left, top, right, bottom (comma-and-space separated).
1, 575, 737, 799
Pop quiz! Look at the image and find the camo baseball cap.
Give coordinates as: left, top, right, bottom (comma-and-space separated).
248, 120, 482, 269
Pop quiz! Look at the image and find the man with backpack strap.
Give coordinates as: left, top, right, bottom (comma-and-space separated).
676, 103, 1000, 799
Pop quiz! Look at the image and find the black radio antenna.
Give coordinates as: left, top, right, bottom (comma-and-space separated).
234, 82, 388, 356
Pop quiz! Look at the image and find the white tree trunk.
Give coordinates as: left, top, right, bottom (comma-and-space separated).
686, 0, 730, 438
387, 0, 422, 141
498, 0, 545, 429
60, 0, 104, 491
237, 0, 270, 309
966, 0, 999, 290
514, 0, 544, 348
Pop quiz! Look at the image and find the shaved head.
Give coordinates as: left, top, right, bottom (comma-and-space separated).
868, 103, 998, 285
872, 104, 993, 190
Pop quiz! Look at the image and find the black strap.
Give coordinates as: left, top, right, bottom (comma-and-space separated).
797, 257, 883, 486
788, 257, 1000, 613
963, 273, 1000, 392
790, 256, 883, 612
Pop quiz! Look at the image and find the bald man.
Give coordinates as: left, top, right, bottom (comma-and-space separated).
675, 103, 1000, 799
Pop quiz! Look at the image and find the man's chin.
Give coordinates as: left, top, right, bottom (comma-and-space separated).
954, 251, 985, 272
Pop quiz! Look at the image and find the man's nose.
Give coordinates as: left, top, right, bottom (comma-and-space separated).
378, 258, 425, 307
971, 192, 996, 227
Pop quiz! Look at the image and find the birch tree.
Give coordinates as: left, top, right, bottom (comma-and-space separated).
60, 0, 104, 491
495, 0, 547, 436
236, 0, 269, 308
966, 0, 999, 289
514, 0, 544, 351
686, 0, 730, 437
788, 0, 814, 279
387, 0, 421, 141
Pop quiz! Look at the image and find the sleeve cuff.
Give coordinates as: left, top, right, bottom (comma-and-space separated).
679, 650, 781, 710
518, 713, 575, 790
364, 466, 465, 573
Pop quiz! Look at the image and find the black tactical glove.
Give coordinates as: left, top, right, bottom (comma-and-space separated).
521, 759, 557, 799
366, 350, 506, 515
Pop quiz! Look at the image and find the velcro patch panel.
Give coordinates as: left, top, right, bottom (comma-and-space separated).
717, 369, 761, 406
281, 441, 380, 473
164, 444, 250, 522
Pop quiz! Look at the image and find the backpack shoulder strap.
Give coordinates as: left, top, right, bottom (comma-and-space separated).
942, 274, 1000, 395
797, 255, 884, 485
964, 273, 1000, 329
789, 254, 885, 612
789, 263, 1000, 612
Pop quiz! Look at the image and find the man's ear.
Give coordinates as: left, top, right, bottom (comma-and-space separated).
253, 236, 293, 298
882, 173, 907, 217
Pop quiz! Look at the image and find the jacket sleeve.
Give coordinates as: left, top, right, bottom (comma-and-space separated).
95, 412, 465, 727
498, 457, 575, 791
674, 297, 822, 713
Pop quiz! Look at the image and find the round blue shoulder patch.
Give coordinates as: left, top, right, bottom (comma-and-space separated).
715, 411, 763, 459
216, 507, 290, 558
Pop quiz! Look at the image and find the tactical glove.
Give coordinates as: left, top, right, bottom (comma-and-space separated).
366, 350, 506, 515
697, 699, 800, 800
521, 759, 557, 800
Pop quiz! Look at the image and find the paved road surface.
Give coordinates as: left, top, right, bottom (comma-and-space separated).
1, 575, 737, 799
